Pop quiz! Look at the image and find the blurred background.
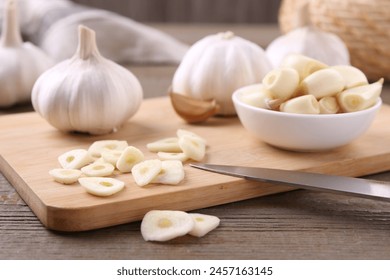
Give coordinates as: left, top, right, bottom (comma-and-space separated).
71, 0, 282, 23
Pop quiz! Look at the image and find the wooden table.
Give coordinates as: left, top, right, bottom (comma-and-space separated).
1, 24, 390, 260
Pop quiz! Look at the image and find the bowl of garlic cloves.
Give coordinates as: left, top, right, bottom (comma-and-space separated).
232, 54, 383, 152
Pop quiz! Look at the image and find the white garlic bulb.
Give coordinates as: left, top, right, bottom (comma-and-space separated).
0, 0, 53, 107
266, 1, 350, 68
32, 25, 143, 135
172, 31, 272, 115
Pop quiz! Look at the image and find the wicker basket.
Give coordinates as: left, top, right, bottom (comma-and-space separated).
279, 0, 390, 81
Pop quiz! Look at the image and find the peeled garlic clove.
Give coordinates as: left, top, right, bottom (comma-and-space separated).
157, 152, 188, 162
176, 129, 207, 146
178, 135, 206, 162
152, 160, 185, 185
88, 140, 128, 157
49, 168, 82, 184
78, 177, 125, 197
262, 68, 299, 100
146, 137, 182, 153
0, 0, 53, 108
116, 146, 144, 173
237, 84, 273, 109
31, 25, 143, 135
188, 213, 220, 237
141, 210, 194, 242
299, 68, 345, 99
58, 149, 94, 169
337, 79, 383, 113
319, 96, 340, 114
131, 159, 162, 187
330, 65, 368, 89
280, 95, 320, 114
81, 162, 115, 177
280, 54, 328, 81
169, 92, 219, 123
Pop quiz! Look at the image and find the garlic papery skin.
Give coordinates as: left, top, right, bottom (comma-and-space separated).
0, 0, 53, 108
31, 25, 143, 135
266, 1, 350, 69
172, 31, 272, 116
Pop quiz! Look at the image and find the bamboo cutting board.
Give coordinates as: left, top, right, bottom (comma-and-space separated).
1, 97, 390, 232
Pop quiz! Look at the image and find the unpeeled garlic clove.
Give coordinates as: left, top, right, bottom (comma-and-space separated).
280, 95, 320, 114
169, 91, 219, 123
337, 79, 383, 113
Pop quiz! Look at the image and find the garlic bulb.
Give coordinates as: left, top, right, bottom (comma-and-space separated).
266, 1, 350, 68
0, 0, 53, 108
32, 25, 143, 135
172, 31, 272, 115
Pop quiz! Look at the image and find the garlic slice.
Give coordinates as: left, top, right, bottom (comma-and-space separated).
131, 159, 162, 187
78, 177, 125, 197
146, 137, 182, 153
188, 213, 220, 237
116, 146, 144, 173
49, 168, 82, 185
101, 149, 123, 165
280, 95, 320, 114
88, 140, 128, 157
152, 160, 185, 185
176, 129, 207, 146
280, 54, 328, 81
141, 210, 194, 242
262, 68, 299, 100
337, 79, 383, 113
178, 135, 206, 162
299, 68, 345, 99
319, 96, 340, 114
157, 152, 188, 162
330, 65, 368, 89
58, 149, 93, 169
81, 162, 115, 177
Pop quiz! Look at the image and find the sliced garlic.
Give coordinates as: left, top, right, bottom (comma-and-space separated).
176, 129, 207, 146
131, 159, 162, 187
157, 152, 188, 162
337, 79, 383, 113
101, 149, 123, 165
280, 95, 320, 114
81, 162, 115, 177
299, 68, 345, 99
262, 68, 299, 100
58, 149, 93, 169
319, 96, 340, 114
146, 137, 182, 153
331, 65, 368, 89
141, 210, 194, 242
188, 213, 220, 237
49, 168, 82, 185
116, 146, 144, 173
280, 54, 328, 81
152, 160, 185, 185
78, 177, 125, 197
178, 135, 206, 162
88, 140, 128, 157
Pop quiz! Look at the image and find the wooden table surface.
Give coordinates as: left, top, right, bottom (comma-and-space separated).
1, 24, 390, 260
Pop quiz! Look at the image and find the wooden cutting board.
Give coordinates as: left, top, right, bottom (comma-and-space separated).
1, 97, 390, 232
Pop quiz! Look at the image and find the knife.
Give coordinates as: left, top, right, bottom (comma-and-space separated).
190, 163, 390, 202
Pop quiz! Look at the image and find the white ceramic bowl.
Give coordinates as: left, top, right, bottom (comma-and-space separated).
232, 85, 382, 151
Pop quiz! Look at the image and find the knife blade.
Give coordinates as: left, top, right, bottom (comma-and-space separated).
190, 163, 390, 202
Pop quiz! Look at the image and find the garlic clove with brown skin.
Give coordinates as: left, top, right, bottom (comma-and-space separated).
0, 0, 53, 108
169, 91, 219, 123
32, 25, 143, 135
